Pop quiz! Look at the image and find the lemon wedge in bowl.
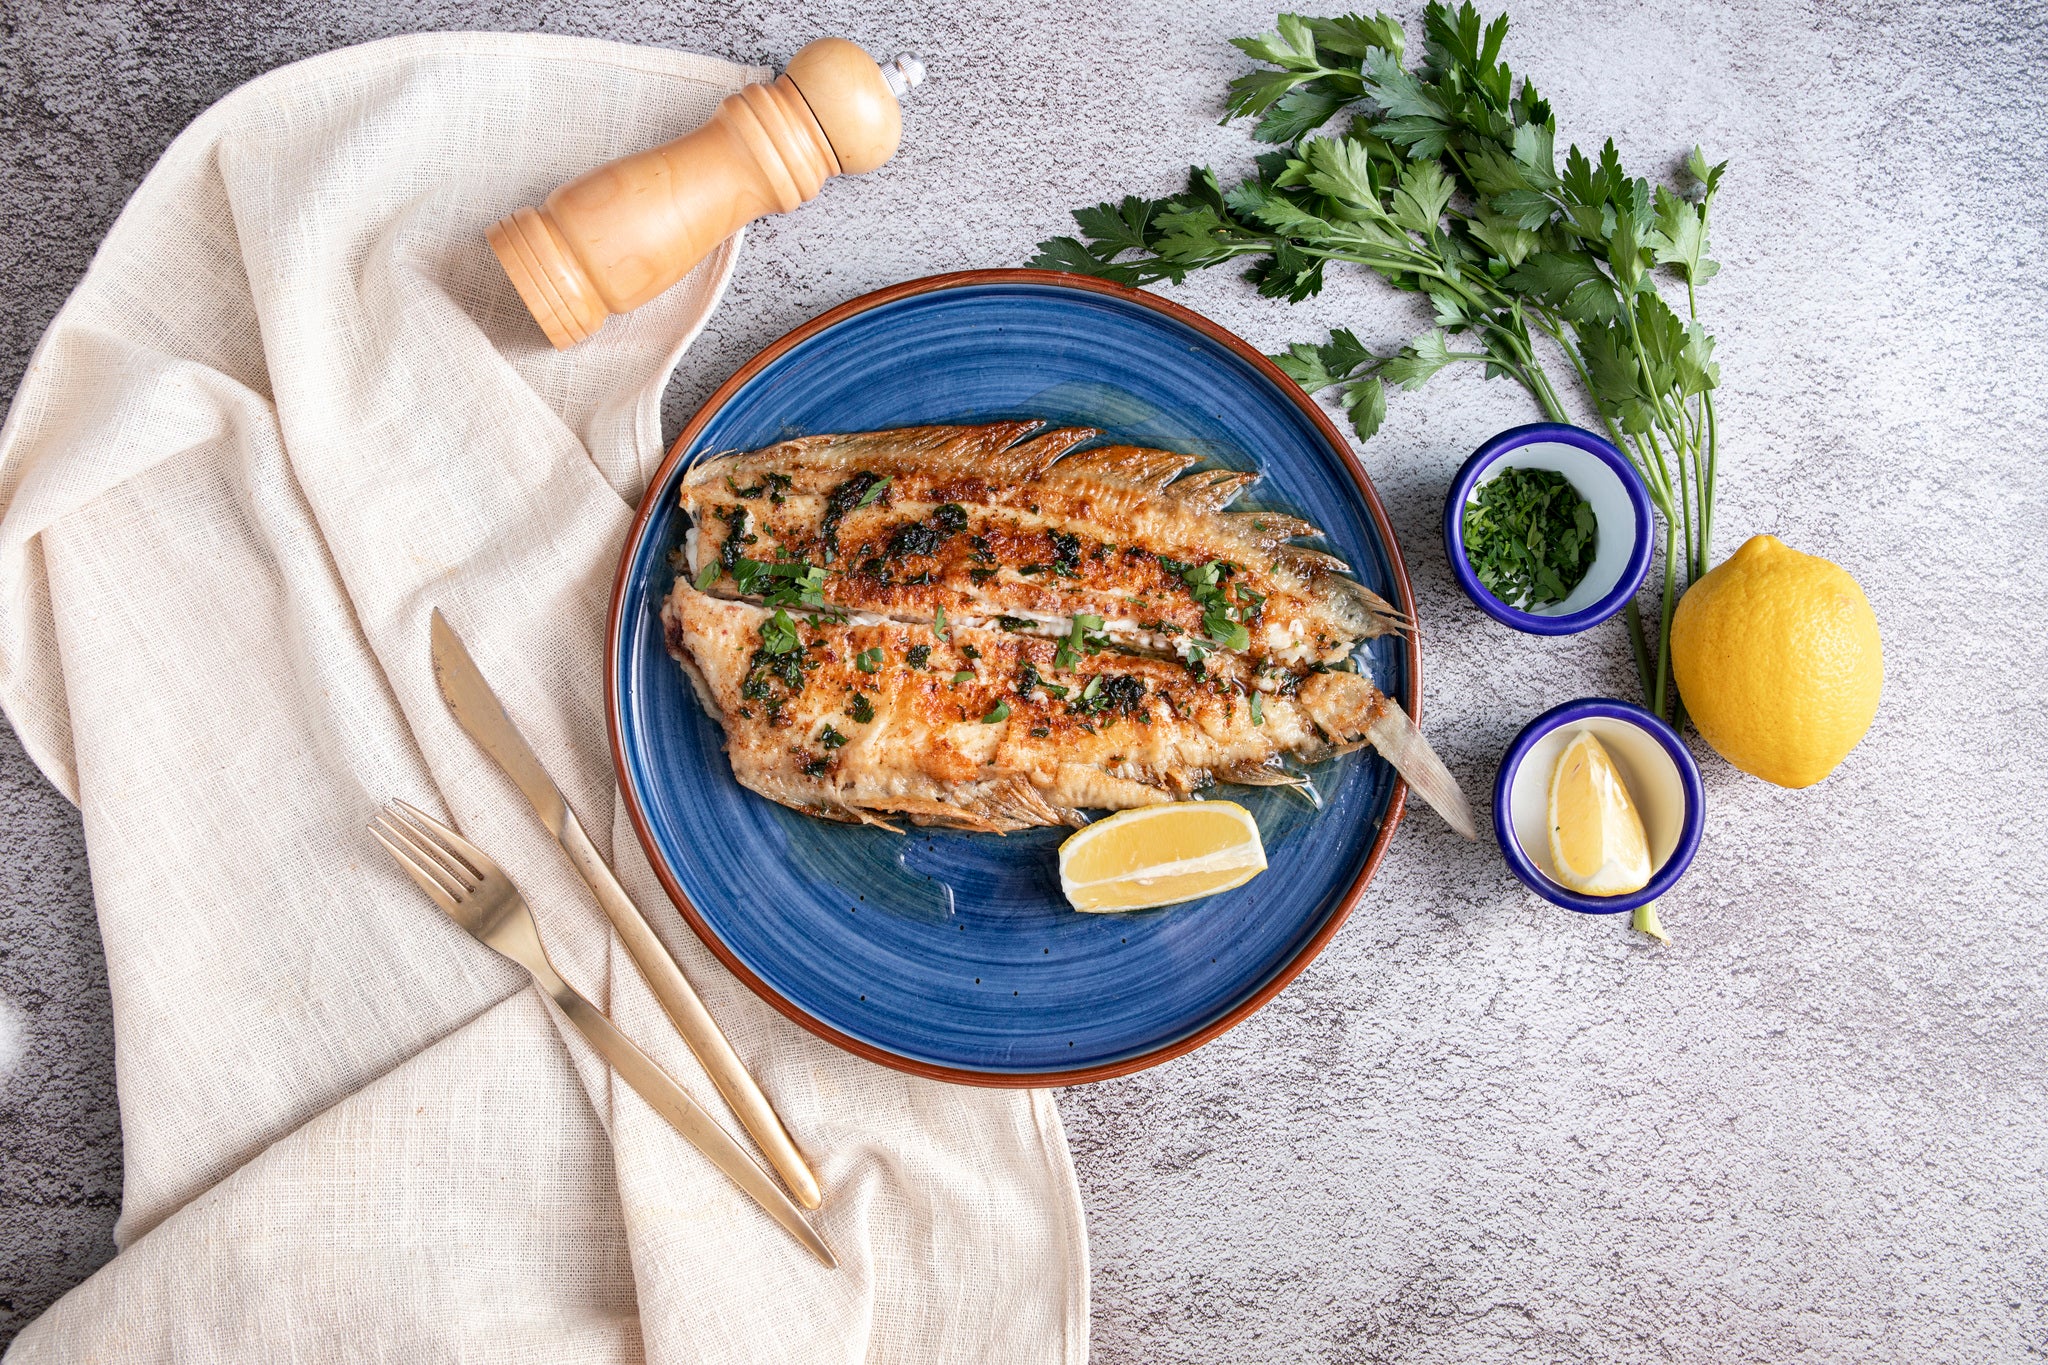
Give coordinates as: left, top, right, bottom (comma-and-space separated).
1547, 731, 1652, 896
1057, 801, 1267, 912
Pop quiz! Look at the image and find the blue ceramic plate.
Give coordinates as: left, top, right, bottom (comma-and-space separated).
608, 270, 1422, 1084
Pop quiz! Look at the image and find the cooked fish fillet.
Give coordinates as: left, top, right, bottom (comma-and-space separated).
681, 423, 1407, 668
663, 423, 1475, 838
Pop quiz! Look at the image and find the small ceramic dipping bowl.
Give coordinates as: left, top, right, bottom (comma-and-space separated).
1444, 422, 1654, 634
1493, 698, 1705, 915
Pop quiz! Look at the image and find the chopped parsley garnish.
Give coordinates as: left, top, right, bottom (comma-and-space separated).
933, 605, 948, 639
847, 693, 875, 724
1249, 691, 1265, 726
968, 568, 997, 584
886, 520, 945, 559
905, 644, 932, 669
932, 503, 968, 535
1049, 530, 1082, 577
1029, 726, 1051, 737
819, 472, 886, 561
693, 560, 720, 590
854, 647, 884, 673
764, 560, 828, 609
801, 755, 831, 778
717, 507, 751, 570
730, 557, 769, 597
996, 616, 1034, 632
982, 701, 1011, 724
951, 670, 976, 685
961, 644, 980, 660
1461, 466, 1598, 608
1174, 559, 1253, 654
760, 609, 800, 656
818, 725, 848, 749
1054, 613, 1107, 669
765, 472, 791, 505
1070, 673, 1146, 719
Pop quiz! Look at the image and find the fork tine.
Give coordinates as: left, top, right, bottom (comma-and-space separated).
390, 799, 492, 882
370, 821, 463, 914
374, 807, 477, 896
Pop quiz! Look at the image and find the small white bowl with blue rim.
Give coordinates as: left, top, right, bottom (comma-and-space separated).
1444, 422, 1654, 634
1493, 697, 1705, 914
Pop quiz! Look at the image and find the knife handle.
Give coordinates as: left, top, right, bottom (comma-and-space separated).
557, 807, 825, 1211
534, 969, 836, 1268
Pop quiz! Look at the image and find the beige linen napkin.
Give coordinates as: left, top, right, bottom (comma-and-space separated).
0, 32, 1086, 1362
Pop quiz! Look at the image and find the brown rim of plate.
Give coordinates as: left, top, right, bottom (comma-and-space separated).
607, 267, 1420, 1088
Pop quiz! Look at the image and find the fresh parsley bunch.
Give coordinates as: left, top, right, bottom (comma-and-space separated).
1030, 2, 1726, 724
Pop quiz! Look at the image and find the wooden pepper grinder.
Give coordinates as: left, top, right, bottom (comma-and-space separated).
489, 39, 925, 348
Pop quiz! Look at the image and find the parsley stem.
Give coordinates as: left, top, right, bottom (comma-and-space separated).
1672, 428, 1695, 608
1624, 599, 1655, 704
1699, 391, 1719, 577
1652, 516, 1679, 723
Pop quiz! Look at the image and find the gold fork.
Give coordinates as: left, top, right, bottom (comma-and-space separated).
370, 799, 836, 1268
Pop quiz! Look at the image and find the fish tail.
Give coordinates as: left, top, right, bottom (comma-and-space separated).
1363, 702, 1477, 840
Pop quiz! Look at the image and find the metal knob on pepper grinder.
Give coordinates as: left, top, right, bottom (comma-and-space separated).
489, 40, 925, 348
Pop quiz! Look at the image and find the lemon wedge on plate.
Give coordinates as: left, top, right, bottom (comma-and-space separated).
1547, 731, 1653, 896
1058, 801, 1267, 912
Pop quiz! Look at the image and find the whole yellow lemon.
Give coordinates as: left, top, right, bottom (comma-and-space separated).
1670, 535, 1883, 788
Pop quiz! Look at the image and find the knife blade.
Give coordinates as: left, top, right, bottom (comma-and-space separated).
430, 609, 824, 1210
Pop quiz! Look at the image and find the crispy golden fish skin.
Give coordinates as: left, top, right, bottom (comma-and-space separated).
680, 422, 1406, 667
665, 423, 1476, 839
662, 590, 1343, 833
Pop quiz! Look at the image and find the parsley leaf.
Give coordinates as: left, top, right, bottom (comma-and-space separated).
760, 610, 800, 656
981, 700, 1011, 724
1054, 612, 1107, 669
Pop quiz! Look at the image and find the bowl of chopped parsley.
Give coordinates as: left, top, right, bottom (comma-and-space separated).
1444, 422, 1653, 636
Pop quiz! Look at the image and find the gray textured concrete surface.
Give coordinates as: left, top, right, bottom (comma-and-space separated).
4, 0, 2046, 1358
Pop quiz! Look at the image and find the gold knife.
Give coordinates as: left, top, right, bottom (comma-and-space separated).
430, 609, 823, 1210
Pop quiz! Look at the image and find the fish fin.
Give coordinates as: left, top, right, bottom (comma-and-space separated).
842, 806, 906, 833
857, 777, 1069, 833
1047, 443, 1206, 492
997, 426, 1101, 479
1331, 577, 1411, 636
1363, 704, 1477, 839
943, 422, 1056, 481
1277, 545, 1355, 576
1049, 763, 1174, 813
1165, 469, 1257, 515
1216, 758, 1306, 788
1222, 510, 1322, 548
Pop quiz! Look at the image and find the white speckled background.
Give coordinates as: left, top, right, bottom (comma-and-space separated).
3, 0, 2044, 1357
